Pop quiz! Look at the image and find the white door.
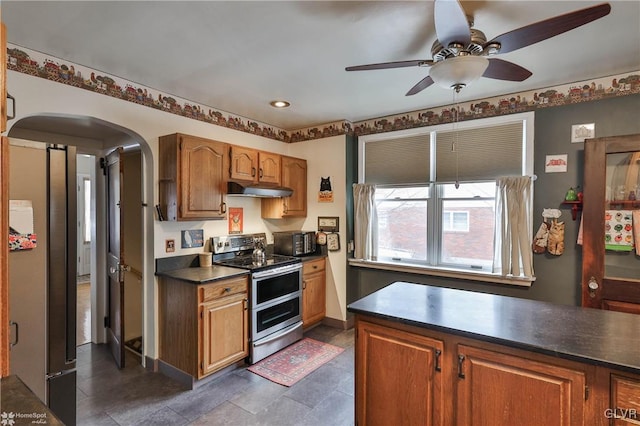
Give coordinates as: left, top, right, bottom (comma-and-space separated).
77, 173, 91, 276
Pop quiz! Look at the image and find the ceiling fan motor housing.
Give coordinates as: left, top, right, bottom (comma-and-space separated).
431, 28, 488, 62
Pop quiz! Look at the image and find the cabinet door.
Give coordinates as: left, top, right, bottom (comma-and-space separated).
261, 156, 307, 218
582, 135, 640, 311
456, 344, 586, 426
356, 320, 444, 426
200, 292, 248, 378
179, 136, 227, 219
611, 375, 640, 425
258, 151, 281, 184
302, 266, 325, 327
229, 146, 258, 182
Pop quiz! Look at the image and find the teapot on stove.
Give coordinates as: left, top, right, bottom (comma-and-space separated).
252, 237, 266, 263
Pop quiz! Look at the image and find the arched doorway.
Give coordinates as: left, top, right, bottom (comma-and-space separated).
7, 113, 152, 373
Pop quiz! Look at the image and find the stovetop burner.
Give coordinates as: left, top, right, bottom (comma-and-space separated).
215, 254, 300, 271
211, 233, 301, 271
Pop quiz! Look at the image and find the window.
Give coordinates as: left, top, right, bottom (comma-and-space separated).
356, 112, 534, 281
443, 211, 469, 232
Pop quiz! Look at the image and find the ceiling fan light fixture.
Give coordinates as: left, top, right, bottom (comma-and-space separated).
429, 55, 489, 91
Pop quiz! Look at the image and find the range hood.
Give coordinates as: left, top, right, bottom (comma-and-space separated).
227, 181, 293, 198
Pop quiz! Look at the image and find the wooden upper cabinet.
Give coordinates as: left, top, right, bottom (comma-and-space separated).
229, 146, 280, 185
159, 133, 227, 220
262, 156, 307, 218
229, 145, 258, 182
258, 151, 281, 184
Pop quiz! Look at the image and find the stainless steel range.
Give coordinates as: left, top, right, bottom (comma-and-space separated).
211, 233, 303, 363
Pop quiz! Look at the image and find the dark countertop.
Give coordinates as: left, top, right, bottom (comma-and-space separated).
347, 281, 640, 375
0, 375, 64, 425
156, 265, 249, 284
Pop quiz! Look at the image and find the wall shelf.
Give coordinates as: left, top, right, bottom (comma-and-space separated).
561, 201, 582, 220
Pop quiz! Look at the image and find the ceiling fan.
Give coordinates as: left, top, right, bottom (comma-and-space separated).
346, 0, 611, 96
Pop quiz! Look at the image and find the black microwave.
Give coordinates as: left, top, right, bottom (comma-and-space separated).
273, 231, 317, 256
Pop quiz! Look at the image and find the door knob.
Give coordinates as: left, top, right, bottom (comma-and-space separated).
110, 267, 117, 274
587, 276, 599, 298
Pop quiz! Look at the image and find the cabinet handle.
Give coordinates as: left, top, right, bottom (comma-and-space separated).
302, 281, 307, 289
243, 298, 248, 311
457, 354, 466, 379
434, 349, 441, 372
220, 202, 227, 214
259, 168, 264, 178
252, 167, 256, 177
9, 321, 19, 348
224, 287, 231, 293
7, 93, 16, 121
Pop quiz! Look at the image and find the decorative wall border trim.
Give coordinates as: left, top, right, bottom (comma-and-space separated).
6, 43, 639, 142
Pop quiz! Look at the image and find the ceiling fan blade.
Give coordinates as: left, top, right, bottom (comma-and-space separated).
486, 3, 611, 54
406, 76, 435, 96
434, 0, 471, 48
483, 58, 532, 82
346, 60, 432, 71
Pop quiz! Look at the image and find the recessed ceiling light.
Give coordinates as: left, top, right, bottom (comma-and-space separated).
270, 100, 290, 108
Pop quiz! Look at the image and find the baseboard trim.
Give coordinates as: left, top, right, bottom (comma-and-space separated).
321, 316, 354, 330
157, 359, 246, 390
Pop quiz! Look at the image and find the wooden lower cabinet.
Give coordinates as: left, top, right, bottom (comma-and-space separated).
456, 344, 586, 426
611, 375, 640, 425
356, 320, 444, 426
160, 275, 249, 379
302, 258, 326, 328
355, 316, 640, 426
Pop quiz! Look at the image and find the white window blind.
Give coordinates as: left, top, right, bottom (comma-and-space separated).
364, 134, 430, 184
436, 122, 523, 182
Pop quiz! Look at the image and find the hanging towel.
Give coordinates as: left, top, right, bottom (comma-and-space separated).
604, 210, 634, 252
633, 210, 640, 256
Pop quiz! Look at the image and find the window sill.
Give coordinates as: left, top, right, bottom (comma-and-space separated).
348, 259, 535, 287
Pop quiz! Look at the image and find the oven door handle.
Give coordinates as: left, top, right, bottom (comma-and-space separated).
251, 263, 302, 280
252, 322, 303, 347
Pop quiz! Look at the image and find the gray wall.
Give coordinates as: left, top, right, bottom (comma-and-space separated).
349, 94, 640, 307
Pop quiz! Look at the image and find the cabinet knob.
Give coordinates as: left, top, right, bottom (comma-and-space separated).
224, 287, 231, 293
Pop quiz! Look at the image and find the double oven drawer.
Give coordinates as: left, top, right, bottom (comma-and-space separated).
199, 276, 248, 303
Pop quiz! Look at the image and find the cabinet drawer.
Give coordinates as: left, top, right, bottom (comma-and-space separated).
303, 258, 325, 275
612, 375, 640, 424
200, 277, 248, 303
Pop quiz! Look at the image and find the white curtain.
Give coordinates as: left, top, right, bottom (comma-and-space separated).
493, 176, 534, 278
353, 183, 377, 260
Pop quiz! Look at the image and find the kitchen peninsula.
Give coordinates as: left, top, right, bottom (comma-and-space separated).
347, 281, 640, 425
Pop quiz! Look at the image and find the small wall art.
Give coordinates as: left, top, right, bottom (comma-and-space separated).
181, 229, 204, 248
318, 176, 334, 203
571, 123, 595, 143
229, 207, 243, 234
545, 154, 568, 173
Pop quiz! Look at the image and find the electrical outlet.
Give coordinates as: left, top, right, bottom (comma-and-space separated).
165, 239, 175, 253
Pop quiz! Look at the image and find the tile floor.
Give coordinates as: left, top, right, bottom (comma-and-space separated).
75, 325, 355, 425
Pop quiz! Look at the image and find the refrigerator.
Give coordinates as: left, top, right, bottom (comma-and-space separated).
9, 142, 77, 425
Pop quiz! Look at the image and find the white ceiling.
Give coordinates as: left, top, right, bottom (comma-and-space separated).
3, 1, 640, 131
